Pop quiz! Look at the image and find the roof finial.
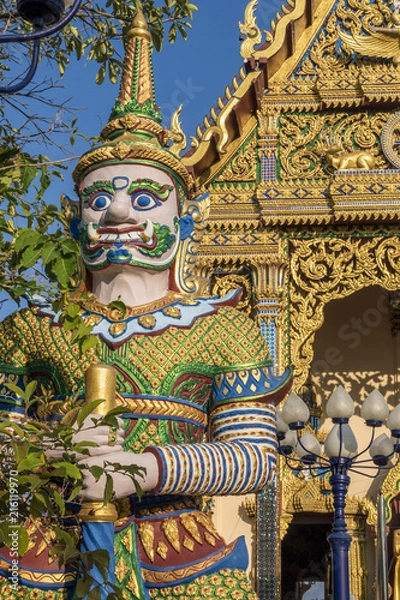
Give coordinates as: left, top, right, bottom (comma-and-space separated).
73, 10, 194, 196
111, 10, 160, 123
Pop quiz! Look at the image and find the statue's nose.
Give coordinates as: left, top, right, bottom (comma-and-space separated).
103, 195, 137, 225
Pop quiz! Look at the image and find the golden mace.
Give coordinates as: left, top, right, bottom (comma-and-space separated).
78, 363, 119, 523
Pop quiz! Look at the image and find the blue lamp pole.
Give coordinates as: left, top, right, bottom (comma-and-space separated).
278, 386, 400, 600
0, 0, 83, 93
328, 462, 352, 600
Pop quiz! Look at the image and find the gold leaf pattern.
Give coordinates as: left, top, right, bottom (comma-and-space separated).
182, 536, 195, 552
116, 557, 129, 583
138, 315, 156, 330
156, 541, 169, 560
161, 518, 181, 552
121, 528, 133, 553
138, 522, 155, 562
180, 513, 203, 544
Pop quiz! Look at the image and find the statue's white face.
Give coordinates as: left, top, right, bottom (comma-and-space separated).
79, 163, 180, 272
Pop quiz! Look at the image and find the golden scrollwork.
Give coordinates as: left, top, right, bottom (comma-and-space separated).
289, 234, 400, 389
338, 0, 400, 65
379, 463, 400, 524
174, 194, 211, 296
297, 0, 398, 76
215, 135, 257, 182
116, 557, 129, 583
182, 536, 195, 551
279, 111, 388, 182
73, 140, 194, 194
156, 541, 169, 560
126, 571, 140, 597
381, 111, 400, 168
100, 114, 163, 143
239, 0, 301, 60
239, 0, 262, 59
211, 274, 252, 316
360, 497, 378, 528
244, 496, 256, 520
180, 513, 202, 544
168, 104, 187, 157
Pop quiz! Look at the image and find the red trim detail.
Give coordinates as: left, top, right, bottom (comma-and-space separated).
143, 447, 163, 493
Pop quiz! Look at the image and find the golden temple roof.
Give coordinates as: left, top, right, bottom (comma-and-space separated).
183, 0, 323, 189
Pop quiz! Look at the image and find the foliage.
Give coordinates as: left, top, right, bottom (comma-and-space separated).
0, 382, 144, 599
0, 0, 198, 147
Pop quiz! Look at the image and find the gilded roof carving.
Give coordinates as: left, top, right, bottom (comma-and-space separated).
192, 0, 400, 286
183, 0, 320, 186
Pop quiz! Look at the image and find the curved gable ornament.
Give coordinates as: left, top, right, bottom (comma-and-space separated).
289, 234, 400, 390
239, 0, 305, 60
338, 5, 400, 65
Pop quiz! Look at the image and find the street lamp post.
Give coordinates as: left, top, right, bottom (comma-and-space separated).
278, 386, 400, 600
0, 0, 83, 93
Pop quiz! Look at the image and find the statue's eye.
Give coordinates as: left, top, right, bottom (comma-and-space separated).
131, 192, 159, 210
88, 193, 112, 211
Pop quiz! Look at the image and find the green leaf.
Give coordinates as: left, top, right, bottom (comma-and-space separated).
61, 238, 79, 253
4, 382, 25, 399
53, 490, 66, 516
20, 245, 43, 269
0, 417, 25, 440
18, 454, 45, 472
88, 465, 104, 481
95, 64, 106, 85
41, 242, 58, 265
52, 461, 82, 480
61, 406, 81, 426
88, 587, 102, 600
104, 473, 114, 505
51, 256, 76, 288
108, 300, 127, 318
53, 526, 74, 547
14, 229, 42, 252
76, 574, 93, 598
66, 483, 83, 503
80, 335, 99, 354
65, 303, 81, 318
24, 380, 38, 402
76, 398, 105, 427
21, 166, 38, 191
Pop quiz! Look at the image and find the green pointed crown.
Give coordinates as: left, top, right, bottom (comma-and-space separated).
73, 11, 193, 195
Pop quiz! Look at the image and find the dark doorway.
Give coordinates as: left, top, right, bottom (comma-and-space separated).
281, 518, 331, 599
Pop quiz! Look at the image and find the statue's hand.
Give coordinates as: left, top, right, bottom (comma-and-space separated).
78, 450, 159, 501
71, 416, 125, 457
44, 417, 125, 461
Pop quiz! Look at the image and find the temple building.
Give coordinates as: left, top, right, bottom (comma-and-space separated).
180, 0, 400, 597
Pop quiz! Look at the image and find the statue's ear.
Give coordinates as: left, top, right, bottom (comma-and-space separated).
70, 218, 81, 240
61, 194, 81, 239
179, 214, 194, 240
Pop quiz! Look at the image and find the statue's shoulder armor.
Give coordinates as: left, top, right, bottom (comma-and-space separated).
51, 289, 244, 349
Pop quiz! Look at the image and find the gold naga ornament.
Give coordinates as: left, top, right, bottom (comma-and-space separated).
339, 1, 400, 64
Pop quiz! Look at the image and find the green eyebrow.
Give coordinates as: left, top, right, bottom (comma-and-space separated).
80, 181, 114, 203
127, 179, 173, 201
